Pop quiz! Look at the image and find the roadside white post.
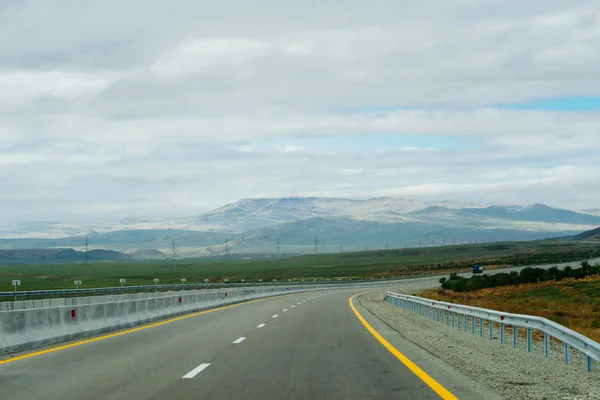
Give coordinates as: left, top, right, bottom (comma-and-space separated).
120, 278, 126, 294
12, 280, 21, 301
154, 278, 160, 292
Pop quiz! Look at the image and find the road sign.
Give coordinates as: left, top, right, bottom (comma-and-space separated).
12, 280, 21, 287
154, 278, 160, 284
224, 279, 229, 283
259, 279, 263, 282
240, 279, 245, 283
74, 280, 82, 285
181, 278, 187, 283
204, 279, 209, 283
120, 278, 126, 285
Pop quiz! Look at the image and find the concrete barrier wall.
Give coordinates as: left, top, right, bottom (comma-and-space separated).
0, 285, 343, 311
0, 285, 341, 355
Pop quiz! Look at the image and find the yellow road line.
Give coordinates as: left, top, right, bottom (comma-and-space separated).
0, 293, 298, 366
349, 293, 458, 400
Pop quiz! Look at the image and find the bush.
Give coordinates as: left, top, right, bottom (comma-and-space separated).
440, 262, 598, 292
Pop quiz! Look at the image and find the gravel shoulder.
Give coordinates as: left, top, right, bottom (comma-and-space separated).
359, 291, 600, 400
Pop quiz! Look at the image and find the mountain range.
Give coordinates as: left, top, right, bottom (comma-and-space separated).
0, 197, 598, 260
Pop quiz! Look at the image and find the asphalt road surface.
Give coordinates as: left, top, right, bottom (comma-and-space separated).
0, 288, 499, 400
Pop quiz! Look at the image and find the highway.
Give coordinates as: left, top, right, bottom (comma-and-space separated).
0, 287, 499, 400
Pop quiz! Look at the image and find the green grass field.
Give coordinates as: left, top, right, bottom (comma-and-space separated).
1, 240, 599, 291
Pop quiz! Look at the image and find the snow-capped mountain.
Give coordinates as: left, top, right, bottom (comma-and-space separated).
168, 197, 479, 232
1, 197, 598, 258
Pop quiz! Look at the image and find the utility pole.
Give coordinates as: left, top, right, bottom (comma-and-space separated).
314, 236, 319, 255
84, 235, 89, 275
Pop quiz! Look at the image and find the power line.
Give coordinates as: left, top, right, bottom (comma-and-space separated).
171, 239, 177, 270
84, 235, 89, 275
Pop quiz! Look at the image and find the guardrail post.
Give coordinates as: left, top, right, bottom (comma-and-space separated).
452, 312, 455, 328
564, 343, 571, 364
471, 316, 476, 334
489, 321, 494, 340
457, 313, 461, 330
464, 315, 468, 332
513, 327, 518, 348
527, 329, 533, 352
479, 318, 484, 337
587, 356, 593, 372
500, 323, 505, 344
544, 333, 550, 358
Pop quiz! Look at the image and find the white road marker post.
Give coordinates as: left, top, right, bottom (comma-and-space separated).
12, 280, 21, 301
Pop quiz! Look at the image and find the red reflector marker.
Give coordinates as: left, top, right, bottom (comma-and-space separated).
225, 293, 228, 297
179, 297, 182, 303
71, 310, 76, 319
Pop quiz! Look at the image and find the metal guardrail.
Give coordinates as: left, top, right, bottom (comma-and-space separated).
0, 278, 403, 301
384, 291, 600, 372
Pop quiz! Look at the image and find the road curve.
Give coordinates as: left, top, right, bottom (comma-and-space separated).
0, 288, 497, 399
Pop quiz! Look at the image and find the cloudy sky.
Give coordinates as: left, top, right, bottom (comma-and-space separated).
1, 0, 599, 224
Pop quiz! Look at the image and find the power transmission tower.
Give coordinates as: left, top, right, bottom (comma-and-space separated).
385, 243, 388, 250
314, 236, 319, 255
171, 239, 177, 270
84, 235, 89, 275
224, 237, 228, 256
364, 245, 367, 252
419, 239, 422, 248
276, 237, 281, 256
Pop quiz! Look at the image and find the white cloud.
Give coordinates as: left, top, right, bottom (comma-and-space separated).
1, 0, 600, 224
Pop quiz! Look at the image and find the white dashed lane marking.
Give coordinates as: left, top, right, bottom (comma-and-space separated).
182, 363, 211, 379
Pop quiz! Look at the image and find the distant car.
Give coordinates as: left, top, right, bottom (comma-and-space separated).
472, 265, 484, 274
